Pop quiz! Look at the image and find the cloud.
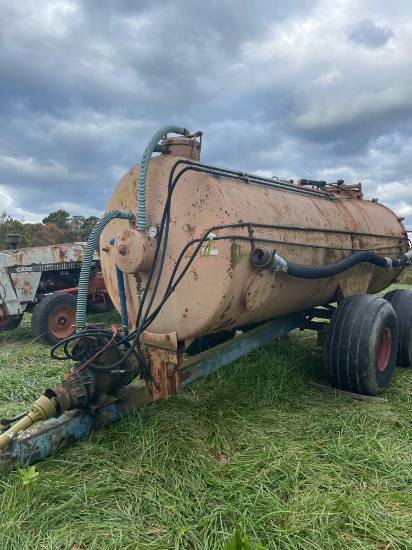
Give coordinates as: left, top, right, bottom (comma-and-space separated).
347, 19, 394, 49
0, 0, 411, 232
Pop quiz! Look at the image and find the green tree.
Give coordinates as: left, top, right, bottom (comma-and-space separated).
42, 209, 71, 229
69, 215, 99, 240
79, 215, 98, 240
25, 222, 68, 246
0, 211, 31, 250
1, 209, 101, 249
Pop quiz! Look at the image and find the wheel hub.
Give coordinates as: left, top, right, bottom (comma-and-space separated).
50, 307, 76, 338
378, 328, 391, 372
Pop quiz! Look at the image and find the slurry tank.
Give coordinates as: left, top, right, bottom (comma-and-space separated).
101, 134, 407, 344
1, 126, 411, 464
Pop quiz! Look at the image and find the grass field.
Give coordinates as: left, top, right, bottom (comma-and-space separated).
1, 287, 412, 549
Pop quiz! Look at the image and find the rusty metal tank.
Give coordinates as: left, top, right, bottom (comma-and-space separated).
1, 131, 411, 461
100, 134, 408, 345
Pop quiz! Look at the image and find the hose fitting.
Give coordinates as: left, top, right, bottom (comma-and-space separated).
250, 247, 287, 273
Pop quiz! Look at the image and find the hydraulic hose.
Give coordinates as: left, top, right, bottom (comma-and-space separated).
76, 209, 135, 331
116, 265, 128, 330
137, 125, 190, 230
287, 252, 389, 279
251, 247, 412, 280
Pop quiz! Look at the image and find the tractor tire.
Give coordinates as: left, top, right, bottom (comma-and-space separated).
31, 293, 77, 345
0, 314, 23, 331
324, 294, 398, 395
383, 289, 412, 367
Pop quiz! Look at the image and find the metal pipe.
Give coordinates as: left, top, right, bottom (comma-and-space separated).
109, 237, 129, 331
250, 247, 287, 273
116, 265, 128, 331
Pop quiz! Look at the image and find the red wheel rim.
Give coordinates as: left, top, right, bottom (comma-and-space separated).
49, 306, 76, 339
0, 317, 11, 327
378, 328, 392, 372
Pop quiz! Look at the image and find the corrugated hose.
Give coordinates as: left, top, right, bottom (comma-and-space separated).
76, 209, 135, 331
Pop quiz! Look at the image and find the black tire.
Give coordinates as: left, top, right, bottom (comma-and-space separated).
0, 314, 23, 331
384, 289, 412, 367
87, 301, 114, 314
324, 294, 398, 395
31, 293, 77, 345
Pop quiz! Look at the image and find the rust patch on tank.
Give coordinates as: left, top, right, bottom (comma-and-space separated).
219, 296, 234, 320
185, 224, 196, 239
243, 270, 275, 311
230, 242, 243, 270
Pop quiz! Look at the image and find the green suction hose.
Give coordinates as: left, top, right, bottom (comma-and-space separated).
77, 125, 190, 328
76, 209, 135, 331
137, 125, 190, 230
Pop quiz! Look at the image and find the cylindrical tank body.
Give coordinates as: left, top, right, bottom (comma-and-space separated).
100, 152, 408, 344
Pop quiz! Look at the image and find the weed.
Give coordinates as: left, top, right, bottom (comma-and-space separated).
18, 465, 39, 485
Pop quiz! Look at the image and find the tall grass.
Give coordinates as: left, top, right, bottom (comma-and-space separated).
1, 288, 412, 549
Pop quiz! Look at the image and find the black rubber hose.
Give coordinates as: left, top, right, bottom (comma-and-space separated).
391, 254, 410, 267
286, 251, 390, 279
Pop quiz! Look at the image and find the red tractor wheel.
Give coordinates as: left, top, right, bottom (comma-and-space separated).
0, 314, 23, 331
31, 293, 77, 345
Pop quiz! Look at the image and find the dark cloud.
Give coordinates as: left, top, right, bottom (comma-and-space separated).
0, 0, 410, 231
347, 19, 394, 49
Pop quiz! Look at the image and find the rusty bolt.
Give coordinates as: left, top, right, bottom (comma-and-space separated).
118, 246, 127, 256
372, 198, 379, 202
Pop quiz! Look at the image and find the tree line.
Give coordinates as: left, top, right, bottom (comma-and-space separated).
0, 209, 99, 250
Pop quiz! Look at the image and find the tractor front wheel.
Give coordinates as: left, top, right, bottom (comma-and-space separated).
31, 293, 77, 345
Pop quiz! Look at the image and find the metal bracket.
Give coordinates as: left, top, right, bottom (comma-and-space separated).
142, 331, 183, 400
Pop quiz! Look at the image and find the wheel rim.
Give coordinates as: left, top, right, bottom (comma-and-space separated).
49, 306, 76, 338
0, 317, 11, 327
378, 328, 392, 372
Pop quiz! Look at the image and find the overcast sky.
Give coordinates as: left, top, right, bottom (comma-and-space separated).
1, 0, 411, 230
